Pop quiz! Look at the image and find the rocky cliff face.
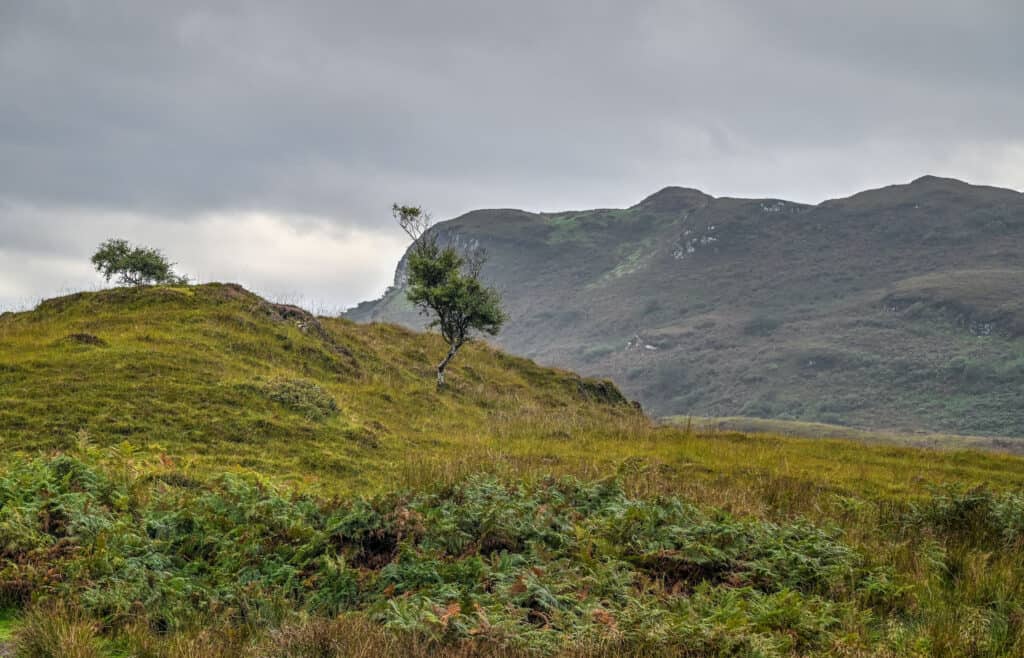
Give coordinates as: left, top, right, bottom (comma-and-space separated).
347, 177, 1024, 437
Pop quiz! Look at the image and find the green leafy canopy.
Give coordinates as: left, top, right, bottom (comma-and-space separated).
406, 239, 504, 345
394, 204, 505, 384
91, 238, 187, 287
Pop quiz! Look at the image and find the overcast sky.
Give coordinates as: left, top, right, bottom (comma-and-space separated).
1, 1, 1022, 311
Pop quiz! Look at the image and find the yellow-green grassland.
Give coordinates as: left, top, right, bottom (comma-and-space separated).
1, 284, 1023, 657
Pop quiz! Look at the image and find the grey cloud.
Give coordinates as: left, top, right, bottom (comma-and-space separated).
0, 200, 408, 311
0, 1, 1021, 309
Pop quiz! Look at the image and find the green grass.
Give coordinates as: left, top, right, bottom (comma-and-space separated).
3, 283, 1022, 504
671, 415, 1024, 454
0, 283, 638, 494
0, 607, 15, 641
3, 284, 1024, 656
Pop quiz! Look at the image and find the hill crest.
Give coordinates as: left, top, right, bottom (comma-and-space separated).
0, 283, 638, 487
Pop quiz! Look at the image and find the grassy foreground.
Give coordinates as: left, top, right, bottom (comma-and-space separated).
1, 284, 1024, 656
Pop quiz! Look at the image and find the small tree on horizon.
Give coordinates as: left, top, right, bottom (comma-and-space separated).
91, 239, 187, 287
394, 203, 505, 387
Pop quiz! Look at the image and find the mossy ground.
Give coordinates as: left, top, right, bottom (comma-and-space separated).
0, 608, 14, 640
2, 284, 1024, 656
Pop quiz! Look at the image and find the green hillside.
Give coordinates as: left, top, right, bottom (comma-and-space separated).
0, 283, 636, 492
348, 176, 1024, 438
3, 285, 1024, 656
670, 416, 1024, 454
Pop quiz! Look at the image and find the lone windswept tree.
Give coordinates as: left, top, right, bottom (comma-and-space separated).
91, 239, 187, 287
394, 203, 505, 387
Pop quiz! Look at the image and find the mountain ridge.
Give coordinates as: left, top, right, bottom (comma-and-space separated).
347, 176, 1024, 437
415, 175, 1021, 225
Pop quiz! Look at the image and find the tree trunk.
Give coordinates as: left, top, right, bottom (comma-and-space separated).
436, 342, 461, 388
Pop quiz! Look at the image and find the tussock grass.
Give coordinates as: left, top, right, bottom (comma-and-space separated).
10, 604, 102, 658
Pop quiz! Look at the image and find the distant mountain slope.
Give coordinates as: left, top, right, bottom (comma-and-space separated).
346, 176, 1024, 436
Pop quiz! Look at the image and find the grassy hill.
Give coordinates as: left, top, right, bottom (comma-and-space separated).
347, 176, 1024, 438
2, 285, 1024, 656
670, 416, 1024, 455
0, 283, 637, 493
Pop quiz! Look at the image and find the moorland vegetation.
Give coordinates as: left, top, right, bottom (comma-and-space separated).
1, 284, 1024, 655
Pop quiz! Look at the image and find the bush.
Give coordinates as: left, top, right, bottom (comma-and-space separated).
579, 343, 616, 363
642, 299, 662, 316
262, 379, 339, 421
91, 238, 187, 287
908, 485, 1024, 548
742, 315, 782, 337
997, 358, 1024, 383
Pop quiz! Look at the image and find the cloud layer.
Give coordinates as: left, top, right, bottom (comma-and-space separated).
1, 1, 1021, 309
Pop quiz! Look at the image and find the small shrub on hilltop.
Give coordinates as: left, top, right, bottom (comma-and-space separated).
91, 238, 187, 287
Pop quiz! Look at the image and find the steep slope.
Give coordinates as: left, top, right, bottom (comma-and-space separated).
348, 176, 1024, 436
